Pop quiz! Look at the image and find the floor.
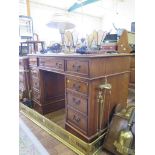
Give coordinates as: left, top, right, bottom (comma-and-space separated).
19, 88, 134, 155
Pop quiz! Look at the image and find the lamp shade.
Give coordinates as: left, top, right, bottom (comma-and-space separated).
46, 13, 75, 31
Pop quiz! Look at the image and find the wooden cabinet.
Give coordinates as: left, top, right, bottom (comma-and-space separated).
19, 57, 30, 101
28, 53, 130, 142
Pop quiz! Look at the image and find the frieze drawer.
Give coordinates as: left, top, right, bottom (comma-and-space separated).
39, 57, 64, 71
67, 107, 87, 133
66, 91, 88, 114
66, 77, 88, 95
66, 60, 89, 76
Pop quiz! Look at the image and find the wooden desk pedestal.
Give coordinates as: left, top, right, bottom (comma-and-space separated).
19, 56, 30, 101
28, 54, 130, 142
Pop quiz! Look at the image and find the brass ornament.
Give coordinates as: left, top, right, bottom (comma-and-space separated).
113, 105, 135, 155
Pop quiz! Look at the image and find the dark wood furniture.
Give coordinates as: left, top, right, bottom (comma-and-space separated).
19, 56, 30, 101
28, 53, 130, 142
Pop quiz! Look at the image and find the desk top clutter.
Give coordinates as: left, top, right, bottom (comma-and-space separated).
19, 28, 135, 56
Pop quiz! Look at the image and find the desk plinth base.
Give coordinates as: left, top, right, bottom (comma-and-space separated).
20, 103, 106, 155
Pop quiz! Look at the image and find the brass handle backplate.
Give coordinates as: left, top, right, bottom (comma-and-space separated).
73, 115, 80, 123
72, 64, 81, 72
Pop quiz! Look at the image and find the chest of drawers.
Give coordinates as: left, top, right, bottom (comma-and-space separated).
28, 53, 130, 142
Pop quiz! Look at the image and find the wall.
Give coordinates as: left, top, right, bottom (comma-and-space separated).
101, 0, 135, 32
19, 0, 135, 44
19, 0, 102, 45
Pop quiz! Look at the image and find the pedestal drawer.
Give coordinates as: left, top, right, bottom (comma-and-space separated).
67, 107, 87, 133
66, 91, 87, 114
66, 60, 89, 76
66, 77, 88, 95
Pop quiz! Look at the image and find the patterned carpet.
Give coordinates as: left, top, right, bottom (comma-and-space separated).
19, 118, 49, 155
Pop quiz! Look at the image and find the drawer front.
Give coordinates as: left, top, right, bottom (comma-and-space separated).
32, 89, 40, 102
29, 57, 38, 66
67, 107, 87, 133
31, 78, 40, 90
67, 91, 87, 114
66, 78, 88, 95
31, 69, 39, 79
66, 60, 89, 76
39, 57, 64, 71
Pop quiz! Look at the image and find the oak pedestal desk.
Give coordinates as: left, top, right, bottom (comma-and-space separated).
28, 53, 130, 142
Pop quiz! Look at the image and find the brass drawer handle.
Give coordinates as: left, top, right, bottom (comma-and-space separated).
72, 98, 81, 105
73, 83, 81, 91
73, 115, 80, 123
72, 64, 81, 72
56, 62, 62, 68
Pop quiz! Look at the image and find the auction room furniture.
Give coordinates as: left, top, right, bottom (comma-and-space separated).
28, 53, 131, 142
19, 56, 31, 101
